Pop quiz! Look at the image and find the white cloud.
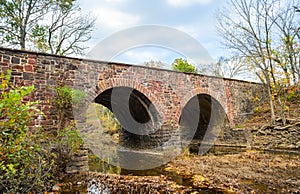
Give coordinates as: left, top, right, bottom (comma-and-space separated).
88, 25, 214, 65
90, 7, 140, 30
104, 0, 123, 2
175, 25, 200, 39
118, 50, 166, 63
175, 23, 216, 43
167, 0, 213, 6
111, 46, 179, 65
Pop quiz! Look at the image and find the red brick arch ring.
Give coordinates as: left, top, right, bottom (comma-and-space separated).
95, 78, 166, 123
178, 87, 229, 124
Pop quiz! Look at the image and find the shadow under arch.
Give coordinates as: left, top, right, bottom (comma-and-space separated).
179, 94, 229, 154
94, 86, 162, 149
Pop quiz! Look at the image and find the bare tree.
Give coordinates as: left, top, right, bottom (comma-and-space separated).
0, 0, 95, 56
46, 3, 95, 55
217, 0, 281, 122
271, 0, 300, 84
203, 56, 250, 79
142, 60, 168, 69
217, 0, 300, 124
0, 0, 52, 49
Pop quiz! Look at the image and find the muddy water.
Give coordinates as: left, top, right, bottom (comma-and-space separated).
61, 147, 299, 193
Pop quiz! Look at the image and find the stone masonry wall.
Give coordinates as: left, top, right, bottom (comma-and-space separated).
0, 47, 264, 138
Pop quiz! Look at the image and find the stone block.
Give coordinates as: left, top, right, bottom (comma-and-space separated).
24, 65, 33, 72
11, 57, 20, 64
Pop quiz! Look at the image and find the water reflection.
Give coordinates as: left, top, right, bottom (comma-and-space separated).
87, 181, 110, 194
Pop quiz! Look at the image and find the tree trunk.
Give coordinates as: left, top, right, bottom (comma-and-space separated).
20, 27, 26, 50
266, 78, 276, 123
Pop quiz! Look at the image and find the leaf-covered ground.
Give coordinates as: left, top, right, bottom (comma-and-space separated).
166, 150, 300, 193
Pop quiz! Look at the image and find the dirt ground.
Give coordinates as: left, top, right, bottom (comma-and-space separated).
166, 150, 300, 193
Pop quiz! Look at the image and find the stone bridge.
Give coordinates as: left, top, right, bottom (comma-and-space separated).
0, 47, 265, 169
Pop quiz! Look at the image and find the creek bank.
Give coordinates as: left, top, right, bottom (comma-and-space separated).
56, 172, 228, 193
251, 120, 300, 150
167, 150, 300, 194
55, 149, 299, 194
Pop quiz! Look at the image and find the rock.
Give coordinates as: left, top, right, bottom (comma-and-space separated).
287, 144, 296, 149
78, 166, 89, 172
74, 160, 89, 167
277, 143, 288, 149
73, 149, 89, 157
66, 166, 79, 174
71, 155, 89, 162
66, 164, 89, 173
294, 122, 300, 127
52, 184, 61, 192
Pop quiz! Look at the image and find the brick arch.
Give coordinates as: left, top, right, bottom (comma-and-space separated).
177, 87, 228, 123
97, 78, 166, 119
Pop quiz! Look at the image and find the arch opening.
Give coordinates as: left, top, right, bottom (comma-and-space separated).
179, 94, 228, 153
94, 86, 161, 149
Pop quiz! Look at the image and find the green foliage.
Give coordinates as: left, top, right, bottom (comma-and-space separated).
254, 107, 262, 113
0, 72, 88, 192
55, 85, 85, 108
31, 24, 49, 53
172, 58, 198, 74
54, 85, 85, 129
56, 124, 83, 151
0, 0, 51, 48
55, 0, 76, 10
0, 70, 56, 193
95, 104, 120, 135
50, 122, 84, 173
85, 103, 121, 170
182, 147, 191, 157
89, 155, 121, 174
234, 124, 244, 129
51, 85, 85, 172
287, 91, 299, 102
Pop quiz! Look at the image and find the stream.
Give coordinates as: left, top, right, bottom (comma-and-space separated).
60, 146, 300, 193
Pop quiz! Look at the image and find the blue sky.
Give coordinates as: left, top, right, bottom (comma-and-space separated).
78, 0, 229, 66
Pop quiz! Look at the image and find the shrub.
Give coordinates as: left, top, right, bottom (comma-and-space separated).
51, 122, 84, 173
54, 84, 85, 129
0, 70, 56, 193
287, 91, 299, 102
51, 85, 85, 173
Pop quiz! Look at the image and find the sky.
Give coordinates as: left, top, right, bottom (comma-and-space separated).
78, 0, 229, 67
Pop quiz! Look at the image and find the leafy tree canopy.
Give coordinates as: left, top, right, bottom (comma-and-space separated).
172, 58, 198, 74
